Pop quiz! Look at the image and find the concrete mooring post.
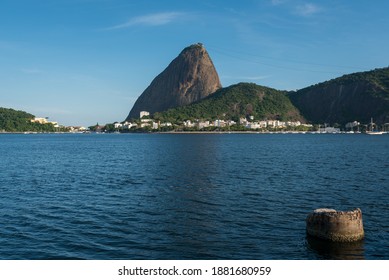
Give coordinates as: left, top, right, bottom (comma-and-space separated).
306, 208, 364, 242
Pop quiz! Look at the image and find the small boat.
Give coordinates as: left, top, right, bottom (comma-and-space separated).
365, 118, 384, 135
365, 131, 385, 135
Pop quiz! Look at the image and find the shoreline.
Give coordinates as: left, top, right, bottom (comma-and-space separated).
155, 131, 384, 135
1, 130, 386, 135
157, 130, 308, 134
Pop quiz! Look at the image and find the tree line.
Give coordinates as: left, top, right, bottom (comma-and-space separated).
0, 107, 56, 132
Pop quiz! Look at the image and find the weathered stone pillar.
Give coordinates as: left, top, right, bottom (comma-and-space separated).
306, 208, 364, 242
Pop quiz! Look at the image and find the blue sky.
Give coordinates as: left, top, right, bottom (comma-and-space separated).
1, 0, 389, 126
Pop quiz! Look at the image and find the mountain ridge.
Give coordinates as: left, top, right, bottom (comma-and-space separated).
289, 67, 389, 124
154, 82, 305, 123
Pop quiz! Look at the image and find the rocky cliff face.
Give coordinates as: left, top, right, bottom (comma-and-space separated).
289, 67, 389, 124
126, 43, 222, 120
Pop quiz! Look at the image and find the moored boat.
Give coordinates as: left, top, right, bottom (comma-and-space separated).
365, 118, 384, 135
365, 131, 385, 135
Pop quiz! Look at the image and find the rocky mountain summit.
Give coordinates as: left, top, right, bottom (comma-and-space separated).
126, 43, 222, 120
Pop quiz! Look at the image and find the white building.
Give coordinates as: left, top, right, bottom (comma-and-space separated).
183, 120, 195, 128
267, 120, 277, 127
246, 122, 262, 129
127, 123, 137, 129
227, 120, 236, 126
214, 119, 226, 127
140, 123, 151, 128
287, 121, 301, 127
68, 126, 87, 132
198, 121, 210, 129
114, 122, 123, 129
123, 121, 136, 129
278, 121, 286, 128
239, 117, 248, 126
152, 122, 159, 129
140, 111, 150, 119
345, 121, 360, 129
31, 117, 48, 124
31, 117, 59, 127
267, 120, 286, 128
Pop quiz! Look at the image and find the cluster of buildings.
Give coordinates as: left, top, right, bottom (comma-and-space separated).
67, 126, 88, 132
181, 118, 307, 129
30, 113, 389, 134
31, 117, 87, 132
113, 111, 173, 130
112, 111, 311, 131
238, 117, 307, 129
30, 117, 59, 128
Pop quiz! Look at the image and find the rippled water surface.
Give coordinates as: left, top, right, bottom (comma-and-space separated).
0, 133, 388, 259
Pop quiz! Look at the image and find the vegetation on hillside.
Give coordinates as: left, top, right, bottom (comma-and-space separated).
153, 83, 304, 123
0, 107, 56, 132
335, 67, 389, 99
335, 67, 389, 91
289, 67, 389, 125
299, 67, 389, 99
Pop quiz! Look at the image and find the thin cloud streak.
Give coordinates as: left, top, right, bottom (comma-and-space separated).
269, 1, 322, 17
106, 12, 185, 30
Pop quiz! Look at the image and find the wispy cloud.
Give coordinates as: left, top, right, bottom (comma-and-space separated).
295, 3, 322, 17
105, 12, 185, 30
270, 1, 323, 17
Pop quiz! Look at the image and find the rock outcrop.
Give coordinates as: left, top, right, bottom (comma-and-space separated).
306, 208, 364, 242
126, 43, 222, 120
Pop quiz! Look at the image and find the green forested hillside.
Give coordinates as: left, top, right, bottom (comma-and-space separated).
289, 67, 389, 124
300, 67, 389, 98
153, 83, 304, 123
0, 107, 56, 132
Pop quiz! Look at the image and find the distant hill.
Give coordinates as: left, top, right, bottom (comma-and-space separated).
154, 83, 305, 123
289, 67, 389, 125
0, 107, 55, 132
126, 43, 222, 120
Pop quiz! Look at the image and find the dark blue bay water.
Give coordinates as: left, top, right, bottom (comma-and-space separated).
0, 133, 388, 260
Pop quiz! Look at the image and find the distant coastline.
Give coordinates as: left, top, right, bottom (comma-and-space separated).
2, 130, 387, 135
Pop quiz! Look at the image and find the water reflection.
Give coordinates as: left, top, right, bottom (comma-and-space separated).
140, 135, 226, 258
306, 236, 365, 260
